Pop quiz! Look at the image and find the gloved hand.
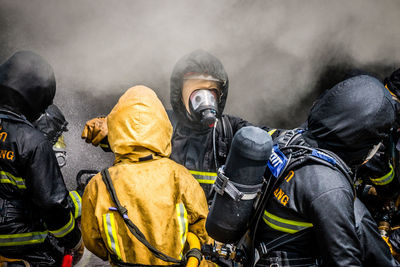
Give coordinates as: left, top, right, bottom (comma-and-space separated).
81, 117, 108, 146
72, 238, 85, 265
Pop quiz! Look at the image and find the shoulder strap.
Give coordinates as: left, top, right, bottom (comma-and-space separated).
221, 115, 233, 142
100, 169, 183, 265
216, 115, 233, 160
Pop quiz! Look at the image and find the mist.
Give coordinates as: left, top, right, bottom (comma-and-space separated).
1, 0, 400, 265
1, 0, 399, 198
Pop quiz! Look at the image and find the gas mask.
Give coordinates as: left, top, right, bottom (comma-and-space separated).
189, 89, 219, 127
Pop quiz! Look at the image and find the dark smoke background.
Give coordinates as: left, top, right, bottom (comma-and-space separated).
1, 0, 400, 265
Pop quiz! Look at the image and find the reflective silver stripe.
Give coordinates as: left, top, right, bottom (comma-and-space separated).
103, 213, 122, 259
263, 211, 313, 234
176, 203, 188, 259
0, 171, 26, 189
69, 191, 82, 218
189, 170, 217, 185
49, 212, 75, 238
0, 231, 48, 246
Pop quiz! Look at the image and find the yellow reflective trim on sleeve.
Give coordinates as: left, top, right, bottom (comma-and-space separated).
0, 171, 26, 189
69, 191, 82, 219
370, 164, 394, 186
189, 170, 217, 185
189, 170, 217, 177
49, 212, 75, 238
103, 213, 122, 260
0, 231, 48, 246
268, 129, 277, 136
263, 210, 313, 234
176, 203, 188, 259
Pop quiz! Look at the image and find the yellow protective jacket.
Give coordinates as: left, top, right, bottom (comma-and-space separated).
81, 85, 210, 266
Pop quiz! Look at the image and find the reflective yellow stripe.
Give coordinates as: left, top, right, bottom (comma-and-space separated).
103, 213, 122, 260
176, 203, 188, 259
189, 170, 217, 185
268, 129, 277, 136
0, 171, 26, 189
370, 164, 394, 186
49, 212, 75, 238
0, 231, 48, 246
263, 211, 313, 234
69, 191, 82, 219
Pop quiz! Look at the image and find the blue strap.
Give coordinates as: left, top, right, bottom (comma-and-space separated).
311, 149, 336, 165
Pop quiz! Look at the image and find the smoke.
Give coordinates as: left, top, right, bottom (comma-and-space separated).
1, 0, 400, 184
1, 1, 400, 265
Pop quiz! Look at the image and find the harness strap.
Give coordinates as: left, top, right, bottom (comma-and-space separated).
184, 248, 202, 263
213, 166, 263, 201
257, 228, 312, 256
101, 169, 183, 265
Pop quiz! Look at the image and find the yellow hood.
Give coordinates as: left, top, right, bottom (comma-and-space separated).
107, 85, 172, 163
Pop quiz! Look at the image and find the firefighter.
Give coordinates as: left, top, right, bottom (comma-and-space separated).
252, 75, 397, 266
81, 85, 210, 266
81, 50, 277, 200
0, 51, 83, 266
356, 67, 400, 261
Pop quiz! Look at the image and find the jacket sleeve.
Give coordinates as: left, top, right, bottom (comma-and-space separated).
358, 144, 399, 198
179, 167, 210, 244
308, 187, 362, 266
354, 198, 399, 266
81, 176, 108, 260
25, 139, 81, 249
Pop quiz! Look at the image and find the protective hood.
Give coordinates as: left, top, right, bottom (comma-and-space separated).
170, 49, 229, 128
0, 51, 56, 121
107, 85, 172, 163
304, 75, 396, 166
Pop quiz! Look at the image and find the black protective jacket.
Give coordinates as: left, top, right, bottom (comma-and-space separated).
170, 115, 254, 197
0, 52, 80, 265
256, 75, 397, 266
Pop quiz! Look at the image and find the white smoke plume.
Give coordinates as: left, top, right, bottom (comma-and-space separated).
1, 1, 400, 265
0, 0, 399, 180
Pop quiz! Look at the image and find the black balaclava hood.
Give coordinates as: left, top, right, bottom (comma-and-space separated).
303, 75, 396, 167
33, 104, 68, 145
0, 51, 56, 121
385, 68, 400, 99
170, 49, 229, 128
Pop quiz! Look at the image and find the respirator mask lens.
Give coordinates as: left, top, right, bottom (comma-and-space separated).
189, 89, 219, 127
189, 89, 218, 111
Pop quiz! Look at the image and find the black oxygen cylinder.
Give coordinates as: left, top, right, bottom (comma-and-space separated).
206, 126, 273, 243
